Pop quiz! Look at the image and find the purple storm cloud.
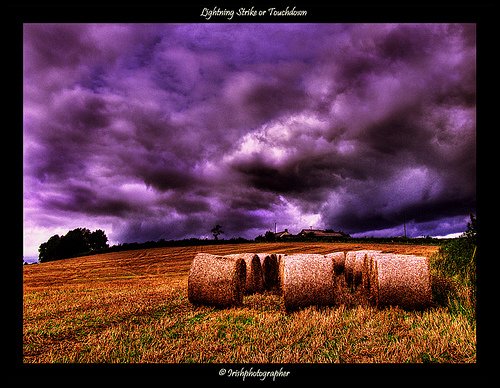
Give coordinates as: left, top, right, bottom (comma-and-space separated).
23, 23, 476, 255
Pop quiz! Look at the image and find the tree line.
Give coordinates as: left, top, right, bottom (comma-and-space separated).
37, 215, 476, 263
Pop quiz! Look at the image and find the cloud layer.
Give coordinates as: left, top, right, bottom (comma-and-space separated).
23, 23, 476, 254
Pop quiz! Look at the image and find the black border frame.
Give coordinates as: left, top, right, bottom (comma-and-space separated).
9, 1, 494, 385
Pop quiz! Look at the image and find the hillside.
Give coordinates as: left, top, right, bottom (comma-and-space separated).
23, 241, 475, 364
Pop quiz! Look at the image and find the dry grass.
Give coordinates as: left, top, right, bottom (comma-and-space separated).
23, 242, 475, 363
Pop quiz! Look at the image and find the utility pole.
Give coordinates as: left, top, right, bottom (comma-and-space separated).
403, 214, 407, 238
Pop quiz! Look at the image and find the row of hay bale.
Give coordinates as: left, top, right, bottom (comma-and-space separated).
188, 250, 432, 311
341, 250, 432, 308
280, 253, 336, 311
368, 253, 432, 309
188, 252, 281, 307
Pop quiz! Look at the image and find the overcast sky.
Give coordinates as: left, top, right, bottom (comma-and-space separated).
23, 23, 476, 256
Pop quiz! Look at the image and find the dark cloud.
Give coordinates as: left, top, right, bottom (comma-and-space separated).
233, 152, 343, 198
44, 183, 138, 218
24, 24, 98, 68
376, 24, 435, 61
23, 23, 476, 253
362, 107, 433, 156
327, 187, 476, 236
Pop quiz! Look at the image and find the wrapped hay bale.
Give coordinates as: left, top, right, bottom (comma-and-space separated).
371, 255, 432, 309
188, 253, 246, 307
224, 253, 264, 294
256, 253, 279, 290
282, 254, 336, 311
325, 252, 346, 274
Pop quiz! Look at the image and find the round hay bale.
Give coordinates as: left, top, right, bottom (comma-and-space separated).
277, 254, 286, 292
344, 251, 367, 287
352, 254, 365, 287
224, 253, 264, 294
345, 250, 381, 288
188, 253, 246, 307
368, 253, 401, 296
256, 253, 279, 290
361, 250, 383, 291
344, 251, 357, 286
282, 254, 336, 311
325, 252, 346, 274
371, 255, 432, 309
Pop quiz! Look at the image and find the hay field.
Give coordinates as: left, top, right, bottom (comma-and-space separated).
23, 242, 475, 363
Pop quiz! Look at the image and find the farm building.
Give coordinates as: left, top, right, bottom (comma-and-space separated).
274, 228, 292, 239
298, 229, 350, 238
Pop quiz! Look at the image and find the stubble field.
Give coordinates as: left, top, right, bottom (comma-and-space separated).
23, 242, 476, 364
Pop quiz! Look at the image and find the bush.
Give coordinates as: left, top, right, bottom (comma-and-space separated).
435, 238, 476, 286
430, 214, 477, 322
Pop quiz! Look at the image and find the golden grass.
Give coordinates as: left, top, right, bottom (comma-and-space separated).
23, 242, 475, 363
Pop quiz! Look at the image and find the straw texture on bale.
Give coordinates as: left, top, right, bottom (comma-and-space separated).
188, 253, 246, 307
325, 252, 346, 274
256, 253, 279, 290
345, 250, 381, 288
368, 253, 401, 295
345, 251, 364, 287
371, 255, 432, 309
344, 251, 357, 286
282, 254, 336, 311
352, 254, 365, 287
277, 254, 286, 292
224, 253, 264, 294
362, 250, 383, 291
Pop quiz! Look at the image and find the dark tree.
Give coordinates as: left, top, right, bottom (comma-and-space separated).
89, 229, 109, 251
211, 224, 224, 240
38, 234, 62, 263
264, 231, 276, 242
38, 228, 109, 262
463, 213, 477, 244
58, 228, 92, 259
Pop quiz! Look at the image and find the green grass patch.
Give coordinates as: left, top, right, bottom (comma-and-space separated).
430, 236, 476, 324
